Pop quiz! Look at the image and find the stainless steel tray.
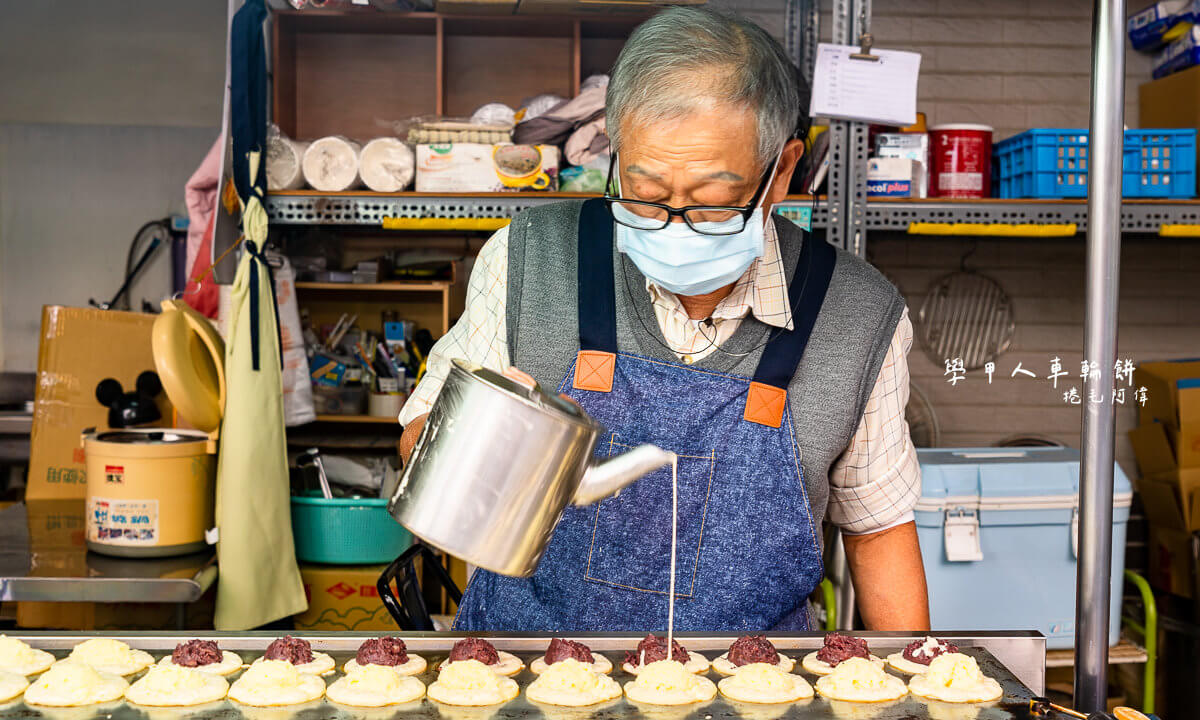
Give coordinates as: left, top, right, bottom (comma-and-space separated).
0, 632, 1046, 720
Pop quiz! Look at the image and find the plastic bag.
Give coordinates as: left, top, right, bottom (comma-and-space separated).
471, 102, 517, 127
271, 252, 317, 427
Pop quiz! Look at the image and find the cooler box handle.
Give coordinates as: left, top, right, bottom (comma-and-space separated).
944, 508, 984, 562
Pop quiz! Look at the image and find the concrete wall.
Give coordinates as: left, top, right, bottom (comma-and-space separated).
870, 235, 1200, 479
0, 0, 226, 371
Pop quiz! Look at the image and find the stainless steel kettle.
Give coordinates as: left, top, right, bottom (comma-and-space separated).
387, 358, 674, 576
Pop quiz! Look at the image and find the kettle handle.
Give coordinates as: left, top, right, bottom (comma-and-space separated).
377, 543, 463, 631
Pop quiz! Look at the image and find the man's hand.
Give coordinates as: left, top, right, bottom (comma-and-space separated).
399, 413, 428, 465
841, 521, 930, 631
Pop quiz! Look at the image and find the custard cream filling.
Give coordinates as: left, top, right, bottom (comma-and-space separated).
526, 658, 622, 706
814, 657, 907, 703
429, 660, 519, 706
124, 663, 230, 706
66, 639, 154, 676
907, 654, 1002, 703
624, 660, 717, 706
326, 665, 425, 707
0, 635, 54, 676
24, 662, 129, 707
718, 662, 813, 703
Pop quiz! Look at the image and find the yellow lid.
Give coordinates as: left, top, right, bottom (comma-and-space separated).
152, 299, 226, 433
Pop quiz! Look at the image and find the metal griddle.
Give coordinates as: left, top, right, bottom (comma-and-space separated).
0, 632, 1047, 720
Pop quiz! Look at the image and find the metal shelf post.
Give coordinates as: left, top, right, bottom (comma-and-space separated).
827, 0, 872, 258
1074, 0, 1126, 710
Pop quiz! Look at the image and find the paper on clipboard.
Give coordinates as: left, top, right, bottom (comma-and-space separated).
810, 43, 922, 126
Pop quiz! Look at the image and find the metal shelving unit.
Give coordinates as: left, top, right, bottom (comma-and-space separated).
266, 191, 834, 229
865, 198, 1200, 235
264, 192, 1200, 236
267, 191, 596, 226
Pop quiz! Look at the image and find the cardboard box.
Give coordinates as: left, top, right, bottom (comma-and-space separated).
1139, 470, 1200, 597
1148, 526, 1199, 598
866, 157, 922, 198
875, 133, 929, 197
416, 144, 559, 193
1146, 468, 1200, 530
1141, 64, 1200, 128
294, 564, 397, 631
1133, 359, 1200, 468
1130, 421, 1179, 476
27, 306, 170, 500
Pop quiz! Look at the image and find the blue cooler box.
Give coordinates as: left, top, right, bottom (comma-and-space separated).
915, 447, 1132, 649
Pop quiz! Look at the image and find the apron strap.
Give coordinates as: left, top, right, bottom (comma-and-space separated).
245, 240, 284, 373
744, 231, 837, 428
573, 198, 618, 393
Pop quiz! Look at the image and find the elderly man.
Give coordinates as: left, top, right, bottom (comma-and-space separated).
399, 8, 928, 632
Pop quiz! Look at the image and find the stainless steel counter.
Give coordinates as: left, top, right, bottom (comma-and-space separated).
0, 502, 216, 603
0, 631, 1046, 720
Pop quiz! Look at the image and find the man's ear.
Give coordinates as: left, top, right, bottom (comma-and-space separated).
767, 138, 806, 206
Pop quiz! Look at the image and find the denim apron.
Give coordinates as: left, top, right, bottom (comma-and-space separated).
454, 199, 836, 632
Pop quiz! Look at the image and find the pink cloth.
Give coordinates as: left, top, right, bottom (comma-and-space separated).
183, 136, 224, 318
565, 117, 608, 166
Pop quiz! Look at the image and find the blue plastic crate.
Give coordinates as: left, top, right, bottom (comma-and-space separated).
993, 128, 1196, 199
1125, 130, 1198, 197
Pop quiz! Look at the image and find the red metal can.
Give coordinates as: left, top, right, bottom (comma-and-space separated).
929, 124, 994, 198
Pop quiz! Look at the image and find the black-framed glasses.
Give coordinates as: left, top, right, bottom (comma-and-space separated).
602, 154, 773, 236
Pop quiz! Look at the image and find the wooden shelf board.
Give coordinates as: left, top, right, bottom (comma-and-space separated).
312, 414, 400, 424
273, 9, 650, 29
1044, 639, 1149, 668
295, 281, 452, 292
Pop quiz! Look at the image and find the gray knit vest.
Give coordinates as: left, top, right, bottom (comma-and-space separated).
505, 200, 904, 529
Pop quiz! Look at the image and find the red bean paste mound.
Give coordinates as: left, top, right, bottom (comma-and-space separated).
815, 632, 870, 666
356, 637, 410, 667
901, 638, 959, 666
263, 635, 314, 665
544, 638, 594, 665
623, 633, 689, 667
448, 637, 500, 665
171, 640, 222, 667
727, 635, 779, 667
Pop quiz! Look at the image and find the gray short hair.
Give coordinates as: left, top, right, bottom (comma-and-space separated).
606, 7, 802, 169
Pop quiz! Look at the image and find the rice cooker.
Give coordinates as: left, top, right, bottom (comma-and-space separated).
84, 299, 226, 558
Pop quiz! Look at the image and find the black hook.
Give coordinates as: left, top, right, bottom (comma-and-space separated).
959, 240, 980, 272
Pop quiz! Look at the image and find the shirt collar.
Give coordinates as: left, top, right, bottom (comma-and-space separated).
644, 215, 795, 330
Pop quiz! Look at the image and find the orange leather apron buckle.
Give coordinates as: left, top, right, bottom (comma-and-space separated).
573, 350, 615, 392
744, 381, 786, 428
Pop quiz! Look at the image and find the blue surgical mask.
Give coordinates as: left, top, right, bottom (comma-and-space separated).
614, 156, 779, 297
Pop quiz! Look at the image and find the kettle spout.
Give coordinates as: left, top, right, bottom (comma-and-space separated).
572, 444, 675, 506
